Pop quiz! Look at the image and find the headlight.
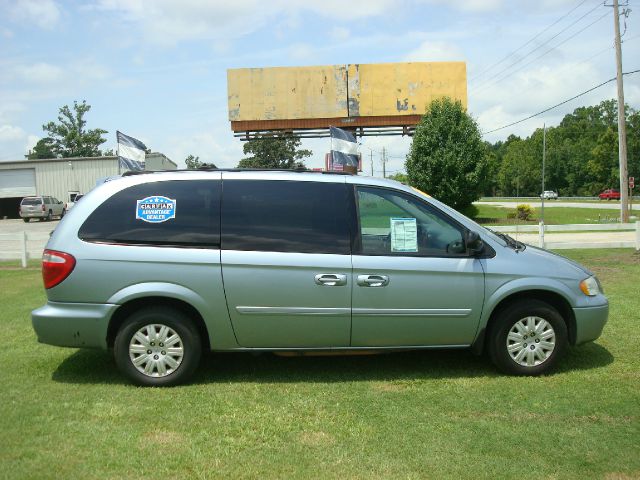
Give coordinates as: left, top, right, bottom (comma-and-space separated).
579, 276, 601, 296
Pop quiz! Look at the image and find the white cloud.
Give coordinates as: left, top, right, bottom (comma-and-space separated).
6, 0, 61, 29
91, 0, 397, 46
419, 0, 503, 13
26, 134, 40, 152
0, 124, 26, 142
404, 40, 465, 62
15, 62, 65, 84
329, 27, 350, 42
165, 130, 243, 169
289, 43, 315, 61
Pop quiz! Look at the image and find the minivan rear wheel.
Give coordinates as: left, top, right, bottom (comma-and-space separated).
114, 307, 202, 386
488, 300, 567, 376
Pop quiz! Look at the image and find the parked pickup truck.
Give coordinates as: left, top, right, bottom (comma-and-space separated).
598, 189, 620, 200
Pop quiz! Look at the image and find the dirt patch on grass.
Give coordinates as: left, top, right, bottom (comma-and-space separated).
142, 430, 186, 447
298, 431, 334, 447
371, 381, 409, 393
604, 472, 640, 480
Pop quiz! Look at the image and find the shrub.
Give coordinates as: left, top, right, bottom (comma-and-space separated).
515, 204, 535, 221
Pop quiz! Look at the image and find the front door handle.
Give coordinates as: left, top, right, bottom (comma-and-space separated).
357, 274, 390, 287
314, 273, 347, 286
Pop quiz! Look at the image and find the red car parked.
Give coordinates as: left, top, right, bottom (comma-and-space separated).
598, 188, 620, 200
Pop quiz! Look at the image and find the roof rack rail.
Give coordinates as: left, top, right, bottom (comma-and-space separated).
121, 168, 355, 176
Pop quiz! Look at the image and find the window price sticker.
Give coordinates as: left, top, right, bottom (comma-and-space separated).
390, 217, 418, 252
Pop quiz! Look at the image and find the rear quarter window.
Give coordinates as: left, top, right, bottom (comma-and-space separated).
78, 180, 221, 247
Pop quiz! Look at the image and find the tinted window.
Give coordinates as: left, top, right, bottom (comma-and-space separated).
357, 187, 465, 257
21, 198, 42, 205
222, 180, 350, 254
79, 180, 220, 247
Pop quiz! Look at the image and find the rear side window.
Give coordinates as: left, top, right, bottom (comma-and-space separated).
21, 198, 42, 205
222, 180, 351, 254
79, 180, 221, 247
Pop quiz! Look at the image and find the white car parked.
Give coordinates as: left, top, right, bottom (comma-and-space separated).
540, 191, 558, 200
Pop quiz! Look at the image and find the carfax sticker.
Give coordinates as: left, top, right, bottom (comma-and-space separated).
136, 196, 176, 223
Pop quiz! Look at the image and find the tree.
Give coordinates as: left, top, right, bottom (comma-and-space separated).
27, 137, 57, 159
41, 100, 108, 158
237, 133, 311, 169
185, 154, 203, 169
388, 172, 409, 184
406, 97, 486, 210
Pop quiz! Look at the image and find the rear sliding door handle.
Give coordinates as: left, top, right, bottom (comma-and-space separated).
314, 274, 347, 286
357, 274, 390, 287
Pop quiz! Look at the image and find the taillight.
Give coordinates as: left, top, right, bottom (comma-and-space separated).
42, 204, 46, 211
42, 249, 76, 289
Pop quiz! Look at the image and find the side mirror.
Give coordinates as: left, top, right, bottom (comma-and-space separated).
465, 230, 484, 256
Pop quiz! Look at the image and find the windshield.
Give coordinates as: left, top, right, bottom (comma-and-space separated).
21, 198, 42, 205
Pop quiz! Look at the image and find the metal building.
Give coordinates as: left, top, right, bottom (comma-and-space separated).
0, 153, 176, 219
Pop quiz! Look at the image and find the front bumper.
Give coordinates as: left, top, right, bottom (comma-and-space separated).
32, 301, 118, 349
573, 303, 609, 345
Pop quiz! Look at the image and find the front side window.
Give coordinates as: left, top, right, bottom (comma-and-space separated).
222, 180, 351, 254
357, 186, 466, 257
79, 180, 220, 247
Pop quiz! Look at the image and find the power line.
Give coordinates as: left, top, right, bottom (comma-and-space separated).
481, 69, 640, 135
470, 0, 591, 83
471, 1, 606, 92
472, 8, 612, 95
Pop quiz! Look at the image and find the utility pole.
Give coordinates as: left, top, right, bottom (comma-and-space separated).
613, 0, 629, 223
382, 147, 386, 178
541, 123, 546, 225
370, 150, 374, 176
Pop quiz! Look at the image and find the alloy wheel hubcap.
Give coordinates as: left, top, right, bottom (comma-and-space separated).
129, 324, 184, 377
506, 316, 556, 367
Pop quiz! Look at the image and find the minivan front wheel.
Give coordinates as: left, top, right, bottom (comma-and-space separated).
488, 300, 567, 376
114, 307, 202, 386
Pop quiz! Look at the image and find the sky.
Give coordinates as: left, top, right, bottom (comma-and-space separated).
0, 0, 639, 176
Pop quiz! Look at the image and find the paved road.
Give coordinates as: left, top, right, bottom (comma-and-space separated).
0, 218, 61, 234
475, 201, 636, 210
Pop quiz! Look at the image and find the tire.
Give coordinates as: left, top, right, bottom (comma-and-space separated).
22, 218, 29, 223
45, 210, 52, 221
60, 209, 66, 219
488, 300, 567, 376
114, 306, 202, 386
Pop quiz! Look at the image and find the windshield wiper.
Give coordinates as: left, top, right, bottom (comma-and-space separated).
487, 229, 526, 251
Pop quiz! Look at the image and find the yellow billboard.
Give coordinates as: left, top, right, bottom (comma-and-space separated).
227, 62, 467, 123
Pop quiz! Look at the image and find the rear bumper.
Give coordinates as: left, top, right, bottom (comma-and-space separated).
573, 303, 609, 345
20, 212, 45, 218
32, 301, 118, 349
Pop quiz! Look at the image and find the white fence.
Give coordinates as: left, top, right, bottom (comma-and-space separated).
0, 232, 51, 266
490, 222, 640, 250
1, 222, 638, 268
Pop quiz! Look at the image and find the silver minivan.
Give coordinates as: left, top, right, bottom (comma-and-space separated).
32, 170, 608, 386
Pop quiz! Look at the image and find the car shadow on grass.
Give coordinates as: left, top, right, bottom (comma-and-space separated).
51, 342, 614, 385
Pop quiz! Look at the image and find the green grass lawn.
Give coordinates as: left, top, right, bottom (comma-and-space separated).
2, 250, 639, 479
472, 204, 639, 225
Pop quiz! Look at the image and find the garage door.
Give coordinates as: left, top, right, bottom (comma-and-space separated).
0, 169, 36, 198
